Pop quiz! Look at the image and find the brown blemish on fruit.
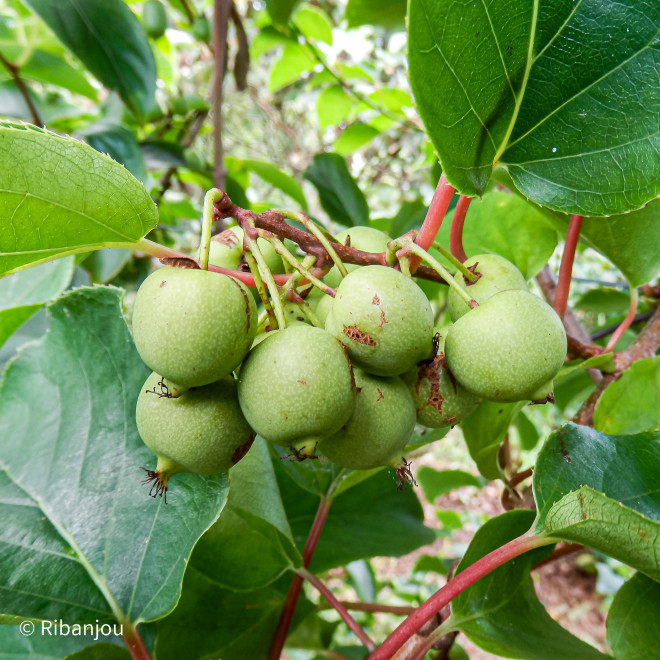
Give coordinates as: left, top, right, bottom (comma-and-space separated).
343, 325, 376, 346
297, 379, 307, 385
229, 277, 252, 333
372, 294, 380, 305
375, 387, 384, 402
416, 353, 445, 415
160, 280, 167, 288
232, 434, 256, 464
371, 294, 388, 326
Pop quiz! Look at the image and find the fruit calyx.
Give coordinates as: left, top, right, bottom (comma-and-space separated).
140, 455, 184, 504
393, 457, 418, 491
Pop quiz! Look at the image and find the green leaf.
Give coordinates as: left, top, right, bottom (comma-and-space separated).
607, 572, 660, 660
542, 487, 660, 582
24, 0, 156, 119
0, 257, 74, 347
449, 510, 609, 660
408, 0, 660, 215
574, 288, 632, 314
534, 423, 660, 528
242, 158, 308, 211
155, 570, 305, 660
189, 438, 301, 592
303, 153, 369, 226
316, 86, 352, 129
268, 42, 314, 92
594, 358, 660, 435
293, 5, 333, 45
275, 464, 434, 572
334, 123, 380, 156
81, 124, 147, 182
0, 626, 128, 659
81, 249, 132, 284
460, 401, 525, 480
417, 467, 483, 502
0, 49, 97, 100
432, 191, 558, 280
266, 0, 303, 25
344, 0, 406, 29
0, 287, 228, 625
0, 123, 158, 276
555, 353, 616, 383
65, 643, 131, 660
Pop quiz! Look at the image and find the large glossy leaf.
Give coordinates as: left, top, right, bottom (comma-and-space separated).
0, 287, 228, 625
0, 257, 74, 347
303, 153, 369, 227
449, 510, 609, 660
594, 357, 660, 435
266, 0, 302, 25
533, 423, 660, 527
23, 0, 156, 119
460, 401, 525, 480
0, 123, 158, 276
190, 438, 301, 592
607, 572, 660, 660
155, 570, 312, 660
432, 191, 558, 279
275, 462, 434, 572
408, 0, 660, 215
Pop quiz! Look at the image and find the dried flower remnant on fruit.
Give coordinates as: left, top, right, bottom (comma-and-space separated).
394, 457, 418, 491
141, 467, 169, 503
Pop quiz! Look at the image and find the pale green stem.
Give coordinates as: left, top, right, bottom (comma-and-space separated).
431, 240, 477, 282
269, 237, 336, 297
198, 188, 223, 270
275, 208, 348, 279
243, 250, 278, 329
398, 255, 412, 278
243, 229, 287, 330
403, 241, 475, 308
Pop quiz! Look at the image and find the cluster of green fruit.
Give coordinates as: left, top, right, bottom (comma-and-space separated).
132, 225, 567, 499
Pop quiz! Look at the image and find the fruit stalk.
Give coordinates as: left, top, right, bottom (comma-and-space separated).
410, 173, 455, 272
367, 531, 550, 660
449, 195, 472, 263
297, 568, 376, 652
554, 213, 583, 319
198, 188, 223, 270
431, 241, 477, 282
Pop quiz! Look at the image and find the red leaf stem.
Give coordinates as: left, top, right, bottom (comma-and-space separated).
410, 174, 455, 272
268, 496, 332, 660
554, 214, 583, 319
367, 532, 548, 660
122, 624, 152, 660
605, 287, 639, 353
299, 569, 376, 652
449, 195, 472, 263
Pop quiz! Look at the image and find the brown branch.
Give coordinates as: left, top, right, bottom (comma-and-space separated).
318, 601, 415, 616
575, 306, 660, 426
213, 193, 450, 284
212, 0, 232, 189
531, 543, 584, 571
0, 51, 43, 127
566, 334, 603, 360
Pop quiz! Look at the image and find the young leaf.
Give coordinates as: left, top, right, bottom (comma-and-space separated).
0, 123, 158, 276
23, 0, 156, 119
0, 257, 74, 347
0, 287, 228, 625
408, 0, 660, 215
303, 153, 369, 226
334, 123, 381, 156
542, 486, 660, 582
607, 572, 660, 660
449, 510, 609, 660
594, 357, 660, 435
